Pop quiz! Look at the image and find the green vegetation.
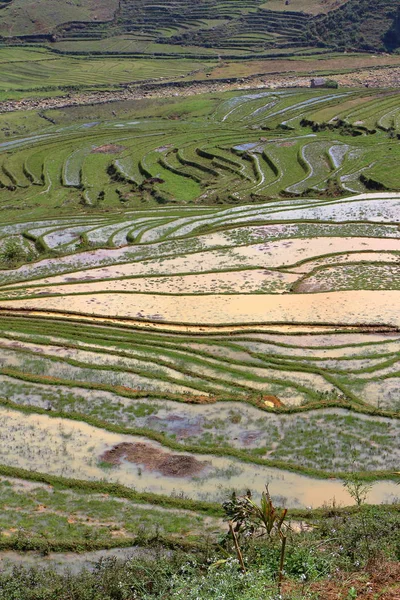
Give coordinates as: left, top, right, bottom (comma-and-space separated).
2, 366, 399, 472
0, 0, 311, 57
0, 47, 399, 598
0, 489, 398, 599
0, 476, 220, 551
307, 0, 400, 52
0, 88, 398, 509
0, 0, 118, 37
0, 0, 397, 58
1, 89, 400, 216
0, 47, 212, 93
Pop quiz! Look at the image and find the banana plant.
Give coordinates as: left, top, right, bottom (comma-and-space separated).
222, 485, 289, 590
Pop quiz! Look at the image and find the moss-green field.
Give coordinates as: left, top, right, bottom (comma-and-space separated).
2, 88, 400, 212
0, 86, 399, 562
0, 47, 213, 94
0, 0, 118, 37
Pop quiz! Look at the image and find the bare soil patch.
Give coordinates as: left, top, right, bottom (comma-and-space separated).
293, 560, 400, 599
209, 55, 400, 79
261, 0, 348, 15
91, 144, 126, 154
258, 395, 283, 408
101, 442, 208, 477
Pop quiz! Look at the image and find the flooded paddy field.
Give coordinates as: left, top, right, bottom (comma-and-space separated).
0, 89, 399, 560
0, 547, 164, 575
0, 407, 398, 508
1, 375, 399, 472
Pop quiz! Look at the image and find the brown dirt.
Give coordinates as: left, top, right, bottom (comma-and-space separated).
186, 395, 216, 404
208, 55, 400, 80
263, 394, 283, 408
286, 560, 400, 599
3, 60, 400, 117
101, 442, 208, 477
91, 144, 126, 154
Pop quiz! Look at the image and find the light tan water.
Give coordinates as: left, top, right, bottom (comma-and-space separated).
1, 269, 297, 297
290, 251, 400, 274
234, 238, 400, 269
0, 407, 398, 508
3, 236, 399, 291
2, 290, 399, 327
0, 547, 165, 574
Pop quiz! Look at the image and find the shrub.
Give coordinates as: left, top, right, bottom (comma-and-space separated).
0, 239, 26, 266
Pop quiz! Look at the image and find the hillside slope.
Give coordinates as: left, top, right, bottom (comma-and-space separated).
0, 0, 398, 55
0, 0, 118, 37
307, 0, 400, 51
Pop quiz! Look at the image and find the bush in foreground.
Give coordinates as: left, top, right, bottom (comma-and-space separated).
0, 502, 398, 600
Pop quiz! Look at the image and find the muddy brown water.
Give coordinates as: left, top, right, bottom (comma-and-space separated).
0, 407, 398, 508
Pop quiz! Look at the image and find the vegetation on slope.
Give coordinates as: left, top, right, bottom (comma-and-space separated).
0, 0, 118, 38
0, 497, 398, 599
306, 0, 400, 52
2, 89, 400, 214
1, 0, 398, 56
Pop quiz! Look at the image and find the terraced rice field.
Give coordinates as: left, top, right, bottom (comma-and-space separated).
0, 47, 211, 93
43, 0, 313, 57
2, 89, 400, 210
0, 88, 399, 554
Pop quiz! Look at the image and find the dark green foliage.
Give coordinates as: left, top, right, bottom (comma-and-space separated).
0, 504, 398, 599
0, 239, 26, 266
306, 0, 400, 52
384, 7, 400, 50
317, 505, 400, 565
0, 554, 187, 600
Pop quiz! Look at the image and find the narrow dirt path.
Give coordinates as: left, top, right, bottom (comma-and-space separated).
1, 65, 399, 115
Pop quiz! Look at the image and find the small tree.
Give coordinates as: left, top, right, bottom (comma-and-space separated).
343, 472, 373, 559
343, 473, 372, 507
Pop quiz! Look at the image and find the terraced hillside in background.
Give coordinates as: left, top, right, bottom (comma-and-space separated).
0, 0, 311, 55
1, 0, 399, 58
2, 0, 398, 57
308, 0, 400, 52
0, 0, 118, 37
0, 88, 399, 558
